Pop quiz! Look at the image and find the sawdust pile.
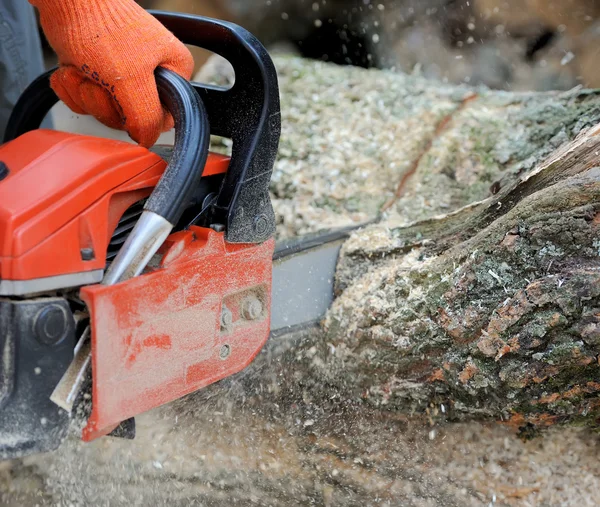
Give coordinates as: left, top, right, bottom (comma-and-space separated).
2, 343, 600, 506
3, 333, 600, 507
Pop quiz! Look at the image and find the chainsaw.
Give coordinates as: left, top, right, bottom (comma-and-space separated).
0, 12, 360, 459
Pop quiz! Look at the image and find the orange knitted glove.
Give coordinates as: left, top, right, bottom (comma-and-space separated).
30, 0, 194, 147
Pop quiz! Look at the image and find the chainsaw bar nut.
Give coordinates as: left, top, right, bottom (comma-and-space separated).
220, 306, 233, 329
242, 296, 262, 321
220, 344, 231, 360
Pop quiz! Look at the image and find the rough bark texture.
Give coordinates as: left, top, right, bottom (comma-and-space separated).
295, 59, 600, 432
4, 57, 600, 506
326, 140, 600, 432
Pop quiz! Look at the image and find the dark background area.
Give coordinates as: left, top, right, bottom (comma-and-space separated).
125, 0, 600, 92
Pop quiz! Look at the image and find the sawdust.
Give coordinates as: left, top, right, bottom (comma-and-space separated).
271, 56, 469, 238
1, 334, 600, 506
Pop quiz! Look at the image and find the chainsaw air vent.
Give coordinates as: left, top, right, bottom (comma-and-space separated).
106, 199, 146, 265
0, 161, 8, 181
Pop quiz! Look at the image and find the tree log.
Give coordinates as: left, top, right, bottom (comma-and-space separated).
3, 56, 600, 506
266, 55, 600, 434
326, 130, 600, 432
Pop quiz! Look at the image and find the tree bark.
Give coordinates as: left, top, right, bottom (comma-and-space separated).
325, 126, 600, 433
4, 56, 600, 507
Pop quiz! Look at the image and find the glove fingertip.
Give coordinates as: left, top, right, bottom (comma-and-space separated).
160, 44, 195, 81
50, 67, 87, 115
162, 108, 175, 133
125, 112, 162, 147
118, 78, 165, 147
130, 128, 161, 149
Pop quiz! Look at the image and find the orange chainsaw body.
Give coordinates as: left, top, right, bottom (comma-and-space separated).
0, 130, 229, 281
0, 13, 281, 459
0, 130, 273, 441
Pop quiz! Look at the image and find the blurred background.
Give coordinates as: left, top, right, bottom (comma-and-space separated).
124, 0, 600, 92
36, 0, 600, 142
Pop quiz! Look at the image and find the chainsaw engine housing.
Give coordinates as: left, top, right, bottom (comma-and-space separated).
0, 12, 280, 459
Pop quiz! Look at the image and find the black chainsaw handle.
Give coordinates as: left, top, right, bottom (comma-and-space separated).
147, 68, 210, 224
2, 70, 55, 143
151, 11, 281, 244
102, 69, 209, 284
3, 68, 210, 226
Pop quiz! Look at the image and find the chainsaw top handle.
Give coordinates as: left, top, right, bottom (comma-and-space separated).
4, 12, 281, 245
147, 68, 210, 225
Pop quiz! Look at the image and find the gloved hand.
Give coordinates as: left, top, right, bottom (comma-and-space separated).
30, 0, 194, 147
